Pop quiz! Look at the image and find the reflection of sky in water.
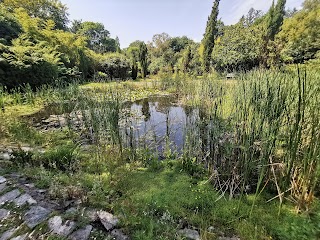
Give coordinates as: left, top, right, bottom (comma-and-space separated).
121, 96, 193, 154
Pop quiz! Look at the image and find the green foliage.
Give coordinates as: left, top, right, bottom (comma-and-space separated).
37, 144, 79, 171
212, 21, 262, 72
0, 5, 22, 44
98, 52, 130, 80
127, 46, 139, 80
0, 37, 62, 88
2, 0, 69, 30
138, 41, 148, 78
72, 21, 118, 53
277, 0, 320, 63
202, 0, 220, 72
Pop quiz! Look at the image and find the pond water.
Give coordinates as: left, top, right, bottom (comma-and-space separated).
121, 95, 199, 154
27, 95, 206, 156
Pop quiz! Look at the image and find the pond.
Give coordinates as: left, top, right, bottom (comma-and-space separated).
27, 95, 216, 158
121, 95, 200, 155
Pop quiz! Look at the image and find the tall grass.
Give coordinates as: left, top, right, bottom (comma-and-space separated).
1, 68, 319, 211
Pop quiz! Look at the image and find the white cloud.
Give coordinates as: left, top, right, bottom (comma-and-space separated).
221, 0, 304, 25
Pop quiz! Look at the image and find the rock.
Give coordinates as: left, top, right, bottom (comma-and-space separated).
24, 183, 35, 189
48, 216, 76, 236
0, 189, 21, 205
20, 147, 33, 152
69, 225, 92, 240
0, 177, 7, 184
207, 226, 215, 233
0, 228, 18, 240
66, 207, 77, 214
13, 193, 37, 207
24, 206, 51, 228
177, 228, 200, 240
110, 229, 130, 240
0, 183, 7, 192
36, 189, 47, 194
0, 153, 10, 160
86, 209, 98, 222
0, 209, 10, 220
11, 233, 28, 240
97, 211, 119, 231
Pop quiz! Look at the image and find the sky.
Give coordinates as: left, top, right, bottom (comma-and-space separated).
60, 0, 304, 48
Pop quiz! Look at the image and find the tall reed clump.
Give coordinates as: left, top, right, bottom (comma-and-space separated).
231, 68, 320, 211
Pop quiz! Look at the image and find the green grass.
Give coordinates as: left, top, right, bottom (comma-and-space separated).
1, 69, 320, 239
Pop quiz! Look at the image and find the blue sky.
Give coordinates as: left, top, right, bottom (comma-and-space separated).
61, 0, 304, 48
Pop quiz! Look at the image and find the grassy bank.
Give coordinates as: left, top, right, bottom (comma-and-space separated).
0, 69, 320, 239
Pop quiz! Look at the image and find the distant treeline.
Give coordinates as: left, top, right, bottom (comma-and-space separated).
0, 0, 319, 88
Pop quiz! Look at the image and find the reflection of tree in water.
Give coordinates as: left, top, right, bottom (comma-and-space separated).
141, 99, 151, 122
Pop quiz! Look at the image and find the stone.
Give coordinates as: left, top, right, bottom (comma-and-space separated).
177, 229, 200, 240
11, 234, 28, 240
110, 229, 130, 240
97, 211, 119, 231
0, 153, 10, 160
48, 216, 76, 236
24, 183, 35, 188
86, 209, 98, 222
69, 225, 92, 240
207, 226, 215, 233
0, 189, 21, 205
20, 147, 32, 152
0, 177, 7, 184
0, 209, 10, 220
66, 207, 77, 214
24, 206, 51, 228
0, 183, 7, 192
0, 228, 18, 240
13, 193, 37, 207
36, 189, 47, 194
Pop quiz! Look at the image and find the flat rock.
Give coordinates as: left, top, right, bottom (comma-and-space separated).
0, 183, 6, 193
24, 206, 51, 228
11, 233, 28, 240
0, 189, 21, 205
48, 216, 76, 236
97, 211, 119, 231
0, 153, 11, 160
86, 209, 98, 222
0, 177, 7, 184
13, 193, 37, 207
110, 229, 130, 240
0, 209, 10, 220
0, 228, 17, 240
178, 228, 200, 240
69, 225, 92, 240
24, 183, 35, 188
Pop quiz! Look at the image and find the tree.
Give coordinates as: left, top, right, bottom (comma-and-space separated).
0, 5, 22, 44
73, 21, 118, 53
267, 0, 287, 41
2, 0, 69, 30
244, 8, 263, 26
202, 0, 220, 72
277, 0, 320, 63
212, 20, 262, 72
181, 46, 192, 73
127, 46, 139, 80
138, 41, 148, 78
168, 36, 192, 53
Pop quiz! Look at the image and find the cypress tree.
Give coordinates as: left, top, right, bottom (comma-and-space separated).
267, 0, 287, 41
202, 0, 220, 73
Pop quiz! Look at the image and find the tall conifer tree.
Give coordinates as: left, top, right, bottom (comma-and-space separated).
202, 0, 220, 72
